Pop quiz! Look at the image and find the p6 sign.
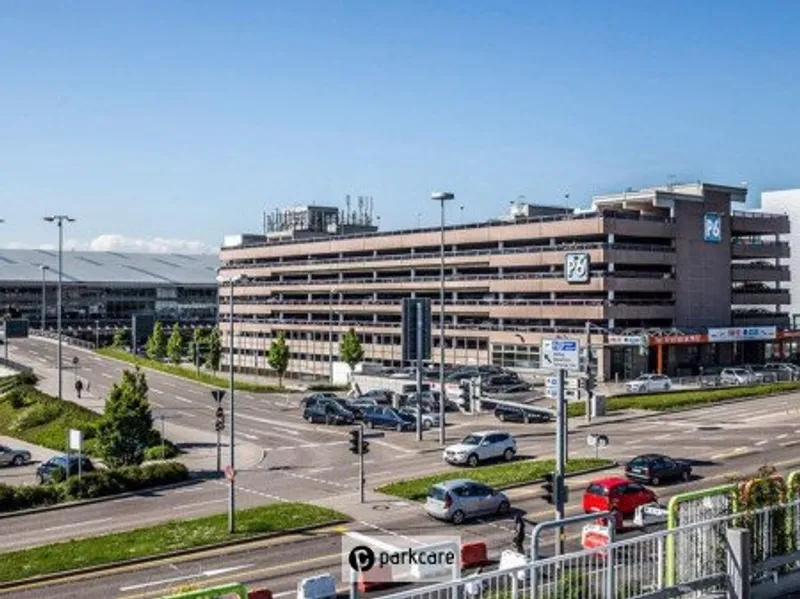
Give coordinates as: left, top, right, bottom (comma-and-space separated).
703, 212, 722, 243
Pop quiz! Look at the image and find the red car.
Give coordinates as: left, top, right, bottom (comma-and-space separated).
582, 476, 657, 518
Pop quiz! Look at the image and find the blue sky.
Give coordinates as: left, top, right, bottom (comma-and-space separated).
1, 1, 799, 252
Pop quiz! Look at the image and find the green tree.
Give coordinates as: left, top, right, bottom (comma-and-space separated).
206, 327, 222, 374
145, 321, 167, 361
166, 324, 185, 365
339, 328, 364, 374
112, 327, 128, 349
267, 332, 290, 387
189, 326, 206, 368
96, 367, 153, 467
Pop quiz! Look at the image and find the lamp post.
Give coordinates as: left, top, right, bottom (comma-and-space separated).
431, 191, 454, 445
216, 272, 248, 534
40, 266, 49, 331
328, 288, 336, 383
43, 215, 75, 400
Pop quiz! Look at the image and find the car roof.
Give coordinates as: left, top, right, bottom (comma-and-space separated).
467, 430, 508, 436
433, 479, 486, 489
588, 476, 630, 488
631, 453, 667, 461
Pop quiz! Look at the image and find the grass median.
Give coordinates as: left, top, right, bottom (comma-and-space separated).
376, 457, 613, 501
0, 502, 347, 584
567, 381, 800, 418
96, 348, 288, 393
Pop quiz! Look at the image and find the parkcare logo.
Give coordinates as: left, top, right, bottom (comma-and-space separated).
348, 545, 457, 570
342, 534, 461, 583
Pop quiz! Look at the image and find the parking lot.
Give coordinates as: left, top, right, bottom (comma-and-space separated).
0, 436, 60, 486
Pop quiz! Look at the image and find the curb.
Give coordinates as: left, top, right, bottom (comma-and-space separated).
497, 462, 618, 491
0, 478, 200, 520
0, 519, 350, 591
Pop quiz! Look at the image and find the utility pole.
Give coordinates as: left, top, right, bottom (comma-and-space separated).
415, 305, 423, 441
555, 368, 567, 555
585, 321, 594, 424
359, 422, 365, 504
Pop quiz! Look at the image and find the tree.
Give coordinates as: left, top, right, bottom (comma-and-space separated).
145, 321, 167, 361
189, 326, 206, 368
206, 327, 222, 374
339, 328, 364, 374
112, 327, 128, 349
96, 367, 153, 467
167, 324, 185, 365
267, 332, 290, 387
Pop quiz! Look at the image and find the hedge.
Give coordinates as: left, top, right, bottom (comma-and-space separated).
0, 461, 189, 513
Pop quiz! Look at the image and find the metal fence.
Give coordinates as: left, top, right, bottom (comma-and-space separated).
375, 500, 800, 599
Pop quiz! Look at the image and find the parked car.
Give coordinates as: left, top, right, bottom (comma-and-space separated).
300, 392, 339, 408
0, 444, 31, 467
36, 455, 95, 484
443, 431, 517, 467
720, 367, 757, 385
742, 364, 771, 382
765, 363, 800, 381
302, 401, 355, 425
425, 479, 510, 524
493, 404, 551, 424
399, 406, 440, 429
582, 476, 657, 520
624, 454, 692, 485
358, 389, 394, 405
625, 374, 672, 393
362, 406, 415, 431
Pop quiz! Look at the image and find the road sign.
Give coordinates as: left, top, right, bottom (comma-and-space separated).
586, 433, 609, 448
541, 338, 580, 370
211, 390, 226, 404
68, 428, 83, 451
546, 387, 578, 401
564, 253, 590, 284
224, 465, 235, 482
401, 298, 431, 362
72, 356, 79, 365
3, 319, 29, 339
545, 376, 579, 390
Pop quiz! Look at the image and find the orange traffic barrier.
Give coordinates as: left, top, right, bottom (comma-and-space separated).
582, 524, 610, 557
358, 562, 394, 593
248, 590, 272, 599
461, 541, 488, 568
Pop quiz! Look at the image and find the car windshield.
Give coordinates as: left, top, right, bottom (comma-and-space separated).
460, 435, 483, 445
628, 456, 651, 466
428, 486, 447, 500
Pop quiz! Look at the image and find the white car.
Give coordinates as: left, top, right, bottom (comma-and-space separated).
443, 431, 516, 467
720, 368, 757, 385
625, 374, 672, 393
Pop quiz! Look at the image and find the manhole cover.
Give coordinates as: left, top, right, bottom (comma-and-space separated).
697, 426, 722, 431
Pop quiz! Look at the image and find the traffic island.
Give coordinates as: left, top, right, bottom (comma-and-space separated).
0, 502, 348, 586
376, 458, 614, 501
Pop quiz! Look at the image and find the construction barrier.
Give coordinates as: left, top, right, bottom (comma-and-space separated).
247, 590, 272, 599
161, 583, 248, 599
460, 541, 488, 568
581, 524, 610, 557
358, 562, 394, 593
297, 574, 336, 599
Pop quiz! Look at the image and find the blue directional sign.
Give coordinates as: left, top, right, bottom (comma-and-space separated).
541, 338, 581, 370
703, 213, 722, 243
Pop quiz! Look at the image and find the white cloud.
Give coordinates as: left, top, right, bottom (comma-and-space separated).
5, 234, 216, 254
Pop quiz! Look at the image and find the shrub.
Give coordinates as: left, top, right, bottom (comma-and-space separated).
16, 371, 39, 386
4, 484, 64, 511
143, 443, 180, 461
11, 402, 62, 431
4, 388, 26, 409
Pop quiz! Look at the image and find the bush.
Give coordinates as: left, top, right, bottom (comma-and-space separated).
0, 483, 64, 512
16, 371, 39, 386
10, 402, 62, 432
4, 388, 26, 409
143, 443, 180, 461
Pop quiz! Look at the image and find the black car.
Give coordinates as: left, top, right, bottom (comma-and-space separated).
625, 454, 692, 485
303, 401, 355, 425
300, 392, 339, 408
36, 455, 95, 484
358, 389, 394, 405
494, 405, 551, 424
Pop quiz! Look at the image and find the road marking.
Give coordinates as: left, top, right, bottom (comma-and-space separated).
173, 499, 226, 510
44, 517, 113, 532
174, 395, 193, 404
710, 446, 762, 460
119, 563, 255, 591
755, 440, 768, 446
101, 373, 114, 379
151, 389, 165, 395
306, 466, 336, 474
777, 434, 789, 440
239, 433, 258, 440
213, 480, 287, 502
782, 440, 800, 448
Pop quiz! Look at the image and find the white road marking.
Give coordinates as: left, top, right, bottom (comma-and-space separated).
755, 440, 768, 446
173, 499, 226, 510
174, 395, 193, 404
44, 517, 113, 532
306, 466, 336, 474
777, 434, 789, 440
151, 389, 165, 395
239, 433, 258, 440
101, 373, 113, 379
119, 564, 255, 592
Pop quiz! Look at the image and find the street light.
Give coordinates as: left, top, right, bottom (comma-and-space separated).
39, 265, 49, 331
430, 191, 454, 445
43, 215, 75, 400
328, 288, 337, 383
215, 272, 249, 534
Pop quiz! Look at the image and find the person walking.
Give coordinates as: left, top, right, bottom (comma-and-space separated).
75, 378, 83, 398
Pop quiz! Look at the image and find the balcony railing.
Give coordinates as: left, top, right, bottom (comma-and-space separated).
225, 297, 674, 308
222, 240, 675, 270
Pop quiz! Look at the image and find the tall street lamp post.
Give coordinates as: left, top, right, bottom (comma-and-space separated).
430, 192, 454, 445
40, 265, 49, 331
216, 272, 248, 534
43, 215, 75, 400
328, 288, 337, 383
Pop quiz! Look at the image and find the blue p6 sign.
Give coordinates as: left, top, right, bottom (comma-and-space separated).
703, 213, 722, 243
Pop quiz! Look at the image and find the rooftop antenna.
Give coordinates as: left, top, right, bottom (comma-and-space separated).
667, 174, 677, 192
345, 195, 351, 225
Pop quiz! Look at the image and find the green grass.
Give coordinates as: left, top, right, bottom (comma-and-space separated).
376, 458, 613, 501
96, 347, 290, 393
567, 381, 800, 417
0, 502, 346, 583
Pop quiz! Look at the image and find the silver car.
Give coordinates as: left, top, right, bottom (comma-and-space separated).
400, 407, 440, 429
425, 479, 510, 524
0, 444, 31, 467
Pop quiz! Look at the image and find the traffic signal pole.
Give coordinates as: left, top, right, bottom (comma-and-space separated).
415, 306, 424, 441
359, 422, 365, 504
555, 368, 566, 555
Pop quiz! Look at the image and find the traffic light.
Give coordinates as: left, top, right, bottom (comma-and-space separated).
350, 429, 370, 455
215, 406, 225, 432
542, 472, 555, 504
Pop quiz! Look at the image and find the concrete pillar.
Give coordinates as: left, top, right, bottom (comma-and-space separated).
608, 318, 615, 329
549, 319, 556, 327
725, 528, 751, 599
608, 263, 615, 273
550, 292, 556, 300
608, 290, 615, 301
550, 238, 556, 246
608, 233, 615, 244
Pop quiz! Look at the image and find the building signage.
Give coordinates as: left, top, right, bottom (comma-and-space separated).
649, 334, 707, 346
707, 326, 777, 343
564, 253, 590, 284
606, 335, 646, 346
703, 212, 722, 243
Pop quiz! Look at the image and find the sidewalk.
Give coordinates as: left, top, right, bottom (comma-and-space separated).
13, 344, 265, 472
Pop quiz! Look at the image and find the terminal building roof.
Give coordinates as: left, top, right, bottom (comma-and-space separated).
0, 249, 219, 285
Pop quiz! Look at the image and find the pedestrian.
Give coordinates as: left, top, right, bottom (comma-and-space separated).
75, 378, 84, 398
512, 513, 526, 554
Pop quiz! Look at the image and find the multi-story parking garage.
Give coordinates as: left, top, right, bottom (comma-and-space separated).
0, 250, 219, 331
218, 182, 791, 380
